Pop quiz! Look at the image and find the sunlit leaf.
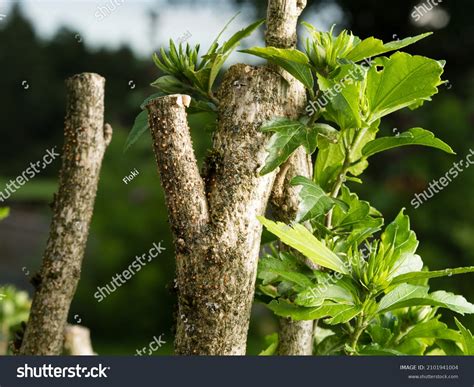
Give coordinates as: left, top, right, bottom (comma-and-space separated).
366, 52, 443, 122
362, 128, 455, 157
258, 217, 349, 274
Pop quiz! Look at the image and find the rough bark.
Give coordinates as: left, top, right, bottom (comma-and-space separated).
265, 0, 307, 48
264, 0, 314, 355
146, 0, 308, 355
20, 73, 111, 355
278, 315, 314, 355
271, 150, 315, 355
63, 325, 96, 355
147, 63, 306, 354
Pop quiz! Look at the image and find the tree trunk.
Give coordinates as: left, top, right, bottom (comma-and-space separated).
278, 316, 314, 355
264, 0, 314, 355
270, 150, 315, 355
63, 325, 96, 355
147, 0, 307, 355
20, 73, 112, 355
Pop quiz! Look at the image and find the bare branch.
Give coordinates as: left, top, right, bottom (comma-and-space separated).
20, 73, 111, 355
146, 94, 209, 243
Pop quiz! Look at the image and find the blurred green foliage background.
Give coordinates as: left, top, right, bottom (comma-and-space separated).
0, 0, 473, 354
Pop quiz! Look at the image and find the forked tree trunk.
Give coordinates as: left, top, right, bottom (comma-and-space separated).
265, 0, 314, 355
19, 73, 112, 355
147, 0, 307, 355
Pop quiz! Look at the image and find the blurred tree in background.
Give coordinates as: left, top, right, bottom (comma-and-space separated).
0, 0, 473, 354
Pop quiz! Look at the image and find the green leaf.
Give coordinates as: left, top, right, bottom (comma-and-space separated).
377, 284, 429, 313
367, 325, 393, 346
313, 133, 345, 191
241, 47, 314, 90
379, 209, 419, 278
426, 291, 474, 315
395, 338, 428, 355
258, 217, 350, 274
317, 73, 362, 130
324, 305, 362, 325
454, 318, 474, 355
295, 282, 355, 307
258, 253, 314, 288
291, 176, 347, 222
258, 284, 278, 298
258, 252, 301, 279
259, 118, 317, 175
267, 299, 358, 321
151, 75, 191, 94
331, 186, 383, 233
314, 334, 346, 355
266, 299, 315, 320
259, 333, 279, 356
387, 253, 423, 281
404, 319, 461, 342
314, 123, 378, 191
0, 207, 9, 221
222, 19, 265, 54
362, 128, 455, 157
379, 286, 474, 315
383, 33, 433, 52
187, 99, 217, 114
366, 52, 443, 122
207, 12, 240, 55
322, 304, 362, 325
345, 33, 432, 62
208, 19, 265, 91
391, 266, 474, 286
124, 110, 149, 153
436, 339, 464, 356
312, 123, 340, 142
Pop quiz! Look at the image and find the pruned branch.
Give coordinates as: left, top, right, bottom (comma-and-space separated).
20, 73, 111, 355
146, 94, 209, 244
